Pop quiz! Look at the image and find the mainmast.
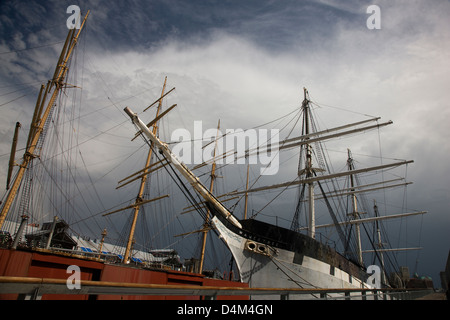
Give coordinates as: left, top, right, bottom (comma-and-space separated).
0, 11, 90, 230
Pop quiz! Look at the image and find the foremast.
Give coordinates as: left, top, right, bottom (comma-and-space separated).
123, 107, 243, 230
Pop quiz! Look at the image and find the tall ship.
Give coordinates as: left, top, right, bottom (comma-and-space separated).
0, 11, 426, 300
123, 90, 426, 299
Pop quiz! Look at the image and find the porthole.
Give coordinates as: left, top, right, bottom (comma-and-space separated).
246, 241, 256, 251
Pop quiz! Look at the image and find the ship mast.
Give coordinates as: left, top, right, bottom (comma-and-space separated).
0, 11, 90, 230
347, 149, 363, 265
98, 228, 107, 257
301, 88, 316, 239
373, 200, 387, 285
244, 164, 250, 219
123, 77, 168, 264
199, 120, 221, 273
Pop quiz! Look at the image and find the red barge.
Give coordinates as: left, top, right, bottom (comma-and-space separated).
0, 247, 248, 300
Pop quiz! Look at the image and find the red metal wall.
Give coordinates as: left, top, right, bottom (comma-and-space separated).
0, 248, 248, 300
0, 248, 103, 300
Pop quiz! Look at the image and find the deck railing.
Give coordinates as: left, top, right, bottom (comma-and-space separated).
0, 276, 434, 300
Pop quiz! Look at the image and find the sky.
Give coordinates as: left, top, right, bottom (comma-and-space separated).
0, 0, 449, 288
